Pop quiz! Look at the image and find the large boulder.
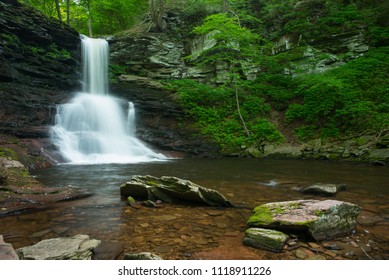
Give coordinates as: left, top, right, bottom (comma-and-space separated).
121, 175, 233, 207
247, 200, 361, 241
16, 234, 101, 260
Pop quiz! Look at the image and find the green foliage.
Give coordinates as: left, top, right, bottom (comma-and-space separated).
165, 79, 283, 149
47, 44, 71, 59
0, 148, 18, 160
190, 13, 260, 67
285, 47, 389, 139
20, 0, 148, 36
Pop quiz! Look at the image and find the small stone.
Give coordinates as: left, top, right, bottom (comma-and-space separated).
308, 242, 321, 249
306, 255, 326, 260
139, 223, 149, 228
29, 229, 52, 239
124, 252, 163, 260
133, 236, 145, 244
323, 250, 337, 258
349, 241, 359, 248
322, 243, 344, 250
295, 249, 308, 259
141, 200, 157, 207
206, 210, 224, 216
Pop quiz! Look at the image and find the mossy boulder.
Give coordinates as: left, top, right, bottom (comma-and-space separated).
247, 200, 361, 241
121, 175, 233, 207
243, 228, 289, 252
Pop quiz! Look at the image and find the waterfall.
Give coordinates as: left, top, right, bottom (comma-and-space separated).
50, 35, 166, 164
127, 102, 136, 137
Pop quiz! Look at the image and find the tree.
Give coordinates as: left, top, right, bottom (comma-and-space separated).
149, 0, 166, 31
191, 13, 261, 136
54, 0, 62, 21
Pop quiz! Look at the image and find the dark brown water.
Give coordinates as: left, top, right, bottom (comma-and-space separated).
1, 158, 388, 259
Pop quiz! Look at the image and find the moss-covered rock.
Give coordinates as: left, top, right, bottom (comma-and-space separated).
243, 228, 289, 252
247, 200, 361, 241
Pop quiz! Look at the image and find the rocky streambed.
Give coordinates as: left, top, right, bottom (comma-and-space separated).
1, 159, 388, 260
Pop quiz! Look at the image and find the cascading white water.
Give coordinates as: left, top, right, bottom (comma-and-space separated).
50, 35, 166, 164
127, 102, 136, 137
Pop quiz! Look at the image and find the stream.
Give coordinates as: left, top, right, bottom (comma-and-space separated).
1, 158, 388, 259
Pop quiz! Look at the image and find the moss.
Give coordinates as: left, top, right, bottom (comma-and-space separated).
248, 202, 302, 226
0, 148, 18, 160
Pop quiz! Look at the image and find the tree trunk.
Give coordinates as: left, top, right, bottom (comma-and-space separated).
54, 0, 62, 21
150, 0, 166, 31
66, 0, 70, 25
222, 0, 228, 12
234, 80, 250, 137
88, 16, 93, 37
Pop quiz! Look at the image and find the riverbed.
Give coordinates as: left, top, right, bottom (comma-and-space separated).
1, 158, 388, 259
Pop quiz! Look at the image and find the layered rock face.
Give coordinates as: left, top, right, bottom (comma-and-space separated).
0, 0, 80, 140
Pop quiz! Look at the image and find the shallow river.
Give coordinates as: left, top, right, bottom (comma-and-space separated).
1, 158, 388, 259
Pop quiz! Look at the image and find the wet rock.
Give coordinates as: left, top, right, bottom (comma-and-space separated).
294, 249, 308, 259
93, 241, 123, 260
16, 234, 101, 260
127, 196, 137, 207
0, 157, 92, 216
247, 200, 361, 241
121, 175, 233, 207
243, 228, 289, 252
0, 158, 25, 169
123, 252, 163, 260
301, 183, 346, 196
0, 235, 19, 260
322, 242, 344, 251
307, 255, 326, 260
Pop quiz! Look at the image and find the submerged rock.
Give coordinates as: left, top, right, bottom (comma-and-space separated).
247, 200, 361, 241
16, 234, 101, 260
301, 183, 346, 196
121, 175, 233, 207
243, 228, 289, 252
123, 252, 163, 260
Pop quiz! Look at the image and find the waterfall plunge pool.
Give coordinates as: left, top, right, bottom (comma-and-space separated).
1, 158, 388, 259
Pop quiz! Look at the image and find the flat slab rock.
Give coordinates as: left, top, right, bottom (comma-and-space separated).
247, 200, 361, 241
16, 234, 101, 260
121, 175, 233, 207
243, 228, 289, 252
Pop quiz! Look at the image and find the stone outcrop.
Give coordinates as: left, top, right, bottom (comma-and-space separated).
121, 175, 233, 207
250, 133, 389, 164
0, 0, 81, 166
0, 0, 80, 139
16, 234, 101, 260
247, 200, 361, 241
110, 81, 220, 157
0, 157, 91, 216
